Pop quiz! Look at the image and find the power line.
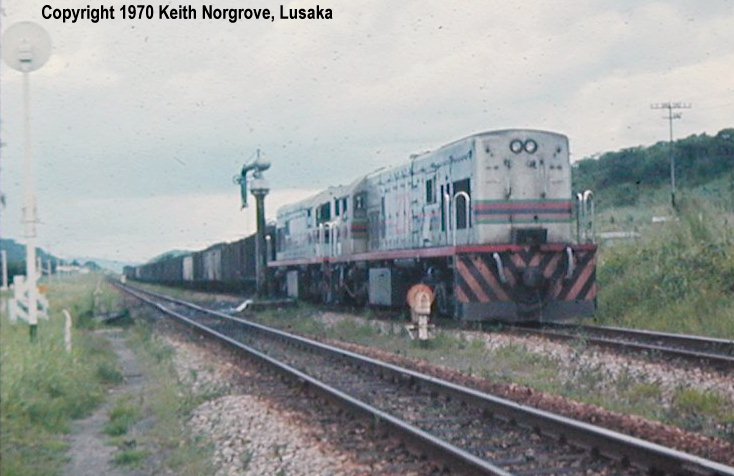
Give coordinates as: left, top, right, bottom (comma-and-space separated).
650, 101, 692, 209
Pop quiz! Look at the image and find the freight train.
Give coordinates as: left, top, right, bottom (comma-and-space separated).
125, 129, 597, 323
124, 226, 275, 293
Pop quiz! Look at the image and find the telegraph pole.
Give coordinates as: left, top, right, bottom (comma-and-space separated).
650, 101, 692, 209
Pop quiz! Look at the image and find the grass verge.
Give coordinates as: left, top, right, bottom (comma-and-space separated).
114, 312, 215, 475
0, 274, 123, 476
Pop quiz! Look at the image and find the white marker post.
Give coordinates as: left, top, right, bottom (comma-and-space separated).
62, 309, 72, 353
2, 22, 52, 342
1, 250, 8, 290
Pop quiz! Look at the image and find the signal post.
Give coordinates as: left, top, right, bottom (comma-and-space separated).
2, 22, 52, 341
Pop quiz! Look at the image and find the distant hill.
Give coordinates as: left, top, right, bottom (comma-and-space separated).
71, 257, 136, 274
147, 250, 191, 264
572, 128, 734, 209
0, 238, 131, 276
0, 238, 62, 280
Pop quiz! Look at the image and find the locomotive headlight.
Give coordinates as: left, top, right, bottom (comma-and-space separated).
524, 139, 538, 154
510, 139, 523, 154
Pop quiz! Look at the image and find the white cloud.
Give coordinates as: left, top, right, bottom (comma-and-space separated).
4, 188, 318, 262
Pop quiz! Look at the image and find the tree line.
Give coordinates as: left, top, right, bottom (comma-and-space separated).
572, 128, 734, 208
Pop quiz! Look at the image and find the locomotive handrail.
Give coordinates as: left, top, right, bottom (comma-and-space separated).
443, 192, 452, 241
576, 189, 595, 243
492, 252, 508, 284
451, 191, 471, 246
576, 192, 582, 242
585, 190, 596, 242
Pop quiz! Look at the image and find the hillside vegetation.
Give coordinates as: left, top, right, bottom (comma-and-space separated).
573, 128, 734, 210
0, 239, 61, 282
575, 129, 734, 337
593, 199, 734, 337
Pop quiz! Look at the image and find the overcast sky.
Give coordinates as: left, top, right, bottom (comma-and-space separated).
1, 0, 732, 263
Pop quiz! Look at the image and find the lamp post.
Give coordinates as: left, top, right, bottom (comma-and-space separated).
2, 22, 51, 341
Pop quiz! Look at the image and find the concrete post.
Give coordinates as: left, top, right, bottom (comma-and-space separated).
63, 309, 72, 353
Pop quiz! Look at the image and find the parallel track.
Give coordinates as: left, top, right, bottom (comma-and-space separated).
510, 323, 734, 371
115, 282, 734, 476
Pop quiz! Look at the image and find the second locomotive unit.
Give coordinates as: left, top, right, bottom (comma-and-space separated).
270, 129, 596, 322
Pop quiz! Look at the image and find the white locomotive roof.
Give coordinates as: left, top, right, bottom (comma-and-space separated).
408, 128, 567, 161
275, 129, 567, 217
277, 182, 352, 216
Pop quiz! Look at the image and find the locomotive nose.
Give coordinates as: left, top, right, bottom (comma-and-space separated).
521, 267, 544, 289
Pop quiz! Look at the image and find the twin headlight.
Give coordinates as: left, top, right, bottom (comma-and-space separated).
509, 139, 538, 154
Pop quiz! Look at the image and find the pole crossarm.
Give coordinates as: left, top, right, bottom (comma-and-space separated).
649, 101, 693, 209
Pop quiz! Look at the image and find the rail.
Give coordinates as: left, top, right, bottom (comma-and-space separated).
512, 323, 734, 371
114, 282, 734, 476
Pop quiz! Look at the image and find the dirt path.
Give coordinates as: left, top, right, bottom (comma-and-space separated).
63, 329, 146, 476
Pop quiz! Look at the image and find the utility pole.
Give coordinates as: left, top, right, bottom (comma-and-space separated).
650, 101, 692, 209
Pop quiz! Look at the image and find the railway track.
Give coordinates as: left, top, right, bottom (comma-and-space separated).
114, 282, 733, 476
509, 323, 734, 371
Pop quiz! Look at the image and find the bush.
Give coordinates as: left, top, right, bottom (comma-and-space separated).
596, 199, 734, 337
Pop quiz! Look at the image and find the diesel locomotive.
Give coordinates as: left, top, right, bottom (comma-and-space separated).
126, 129, 597, 323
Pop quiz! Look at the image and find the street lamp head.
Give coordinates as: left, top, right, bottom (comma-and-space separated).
2, 22, 52, 73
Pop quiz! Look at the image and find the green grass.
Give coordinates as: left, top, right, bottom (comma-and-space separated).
0, 274, 124, 476
595, 198, 734, 338
104, 399, 141, 436
113, 449, 149, 466
96, 361, 124, 384
119, 316, 216, 475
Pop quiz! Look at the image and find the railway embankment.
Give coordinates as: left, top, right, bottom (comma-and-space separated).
128, 277, 734, 459
118, 282, 734, 472
241, 307, 733, 461
126, 296, 444, 475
